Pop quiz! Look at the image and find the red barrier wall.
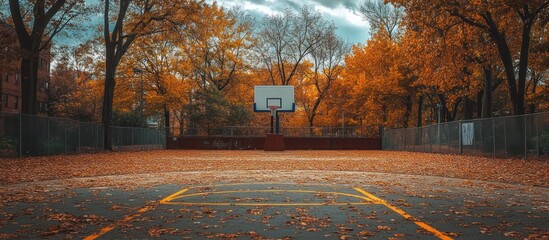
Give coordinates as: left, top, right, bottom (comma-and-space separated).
166, 136, 381, 150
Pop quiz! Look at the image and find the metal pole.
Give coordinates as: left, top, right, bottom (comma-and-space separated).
503, 117, 507, 158
458, 120, 463, 154
47, 118, 50, 155
440, 124, 444, 153
19, 114, 22, 157
275, 111, 280, 134
444, 123, 448, 154
341, 110, 345, 137
492, 117, 496, 158
437, 104, 441, 145
64, 120, 67, 154
535, 114, 539, 158
524, 115, 527, 158
473, 121, 476, 155
96, 124, 99, 150
270, 115, 274, 134
78, 122, 81, 153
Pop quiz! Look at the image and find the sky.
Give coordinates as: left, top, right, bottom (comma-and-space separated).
0, 0, 370, 46
211, 0, 371, 45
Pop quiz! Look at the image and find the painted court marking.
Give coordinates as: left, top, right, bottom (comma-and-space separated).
84, 185, 453, 240
354, 187, 453, 240
163, 189, 374, 206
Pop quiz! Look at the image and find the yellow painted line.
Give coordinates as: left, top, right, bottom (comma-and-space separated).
83, 205, 153, 240
354, 187, 453, 240
159, 188, 190, 204
161, 202, 371, 206
85, 188, 188, 240
168, 189, 372, 203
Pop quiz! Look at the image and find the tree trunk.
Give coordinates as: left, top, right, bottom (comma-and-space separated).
516, 22, 532, 116
164, 105, 170, 136
463, 97, 473, 120
416, 95, 423, 127
308, 117, 315, 136
437, 94, 447, 122
403, 96, 412, 128
179, 109, 185, 136
102, 58, 116, 150
529, 71, 538, 114
20, 50, 39, 115
481, 67, 492, 118
490, 29, 519, 115
0, 66, 2, 112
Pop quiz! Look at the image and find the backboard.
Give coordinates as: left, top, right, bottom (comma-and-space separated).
253, 86, 295, 112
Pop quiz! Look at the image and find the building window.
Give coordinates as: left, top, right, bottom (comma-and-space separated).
4, 72, 8, 82
13, 96, 18, 109
38, 80, 43, 92
39, 102, 48, 112
14, 73, 19, 85
2, 94, 8, 108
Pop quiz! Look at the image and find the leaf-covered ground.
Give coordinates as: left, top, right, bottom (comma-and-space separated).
0, 150, 547, 239
0, 150, 547, 187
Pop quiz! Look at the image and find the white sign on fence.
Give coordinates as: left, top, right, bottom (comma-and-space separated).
461, 122, 474, 145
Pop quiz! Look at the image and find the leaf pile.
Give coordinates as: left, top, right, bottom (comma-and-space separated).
0, 150, 547, 187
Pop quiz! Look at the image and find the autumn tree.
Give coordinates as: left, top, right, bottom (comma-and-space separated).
186, 87, 252, 134
47, 45, 102, 121
359, 0, 404, 40
359, 0, 426, 127
256, 6, 334, 86
119, 33, 193, 135
101, 0, 201, 149
389, 0, 549, 116
7, 0, 86, 115
181, 5, 255, 91
342, 31, 416, 131
301, 32, 349, 133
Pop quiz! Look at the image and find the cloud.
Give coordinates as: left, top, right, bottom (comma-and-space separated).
309, 0, 359, 9
212, 0, 370, 44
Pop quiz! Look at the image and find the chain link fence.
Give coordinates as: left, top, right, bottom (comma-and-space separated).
182, 126, 376, 137
0, 113, 166, 157
383, 112, 549, 159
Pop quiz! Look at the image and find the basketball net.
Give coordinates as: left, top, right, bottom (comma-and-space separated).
268, 106, 279, 117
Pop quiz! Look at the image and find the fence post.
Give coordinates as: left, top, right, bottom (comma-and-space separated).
47, 118, 50, 155
64, 120, 67, 154
19, 114, 22, 157
536, 114, 539, 158
444, 123, 448, 154
524, 115, 527, 158
503, 117, 507, 158
458, 121, 462, 155
96, 124, 99, 151
492, 117, 496, 158
78, 122, 81, 153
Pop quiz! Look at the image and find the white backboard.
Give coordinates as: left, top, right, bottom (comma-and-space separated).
254, 85, 295, 112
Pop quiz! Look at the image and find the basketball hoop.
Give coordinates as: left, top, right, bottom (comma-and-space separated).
268, 105, 279, 117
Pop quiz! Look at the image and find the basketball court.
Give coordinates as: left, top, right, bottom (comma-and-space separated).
84, 182, 452, 239
0, 88, 547, 239
2, 167, 546, 239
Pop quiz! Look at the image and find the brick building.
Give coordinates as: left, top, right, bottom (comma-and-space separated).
0, 22, 50, 115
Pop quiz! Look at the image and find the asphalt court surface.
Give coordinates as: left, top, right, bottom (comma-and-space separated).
1, 178, 547, 239
86, 183, 447, 239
